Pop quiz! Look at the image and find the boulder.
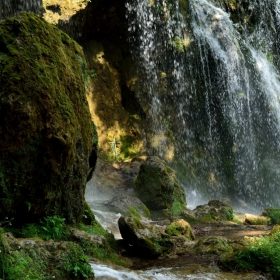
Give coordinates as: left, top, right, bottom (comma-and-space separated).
118, 216, 173, 257
105, 196, 151, 219
181, 200, 234, 223
195, 236, 233, 256
133, 156, 186, 216
0, 13, 97, 225
165, 219, 195, 240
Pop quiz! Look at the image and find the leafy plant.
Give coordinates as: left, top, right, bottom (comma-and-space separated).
40, 215, 67, 240
62, 243, 93, 278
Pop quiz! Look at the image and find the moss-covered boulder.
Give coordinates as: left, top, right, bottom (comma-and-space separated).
165, 219, 195, 240
118, 216, 173, 257
0, 12, 97, 225
181, 200, 234, 223
195, 236, 233, 256
133, 156, 186, 216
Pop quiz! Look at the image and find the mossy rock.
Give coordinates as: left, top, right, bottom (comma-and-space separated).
105, 196, 151, 219
181, 200, 234, 223
0, 229, 94, 279
133, 156, 186, 216
0, 12, 97, 225
195, 236, 233, 256
118, 216, 173, 257
165, 219, 195, 240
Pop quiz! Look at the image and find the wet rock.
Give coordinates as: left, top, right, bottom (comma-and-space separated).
181, 200, 234, 223
105, 196, 151, 219
165, 219, 195, 240
118, 216, 173, 257
133, 156, 186, 216
195, 236, 233, 256
0, 12, 96, 224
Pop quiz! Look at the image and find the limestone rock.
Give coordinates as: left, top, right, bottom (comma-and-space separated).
165, 219, 195, 240
0, 13, 96, 225
105, 196, 151, 219
133, 156, 186, 215
181, 200, 234, 223
118, 216, 173, 257
195, 236, 233, 256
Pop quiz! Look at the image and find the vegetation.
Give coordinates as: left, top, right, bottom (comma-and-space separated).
222, 230, 280, 279
263, 208, 280, 225
0, 211, 130, 279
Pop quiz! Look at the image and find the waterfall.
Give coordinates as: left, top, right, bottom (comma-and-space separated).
126, 0, 280, 209
0, 0, 44, 20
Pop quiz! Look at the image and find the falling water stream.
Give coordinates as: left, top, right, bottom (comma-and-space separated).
126, 0, 280, 210
1, 0, 280, 278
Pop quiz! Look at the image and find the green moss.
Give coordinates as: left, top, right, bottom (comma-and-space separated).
133, 157, 186, 216
127, 207, 142, 220
165, 219, 195, 240
0, 12, 95, 224
0, 229, 50, 279
81, 202, 96, 225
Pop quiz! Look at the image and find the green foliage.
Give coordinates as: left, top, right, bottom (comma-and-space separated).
11, 215, 68, 240
226, 232, 280, 279
62, 243, 93, 278
263, 207, 280, 224
40, 215, 67, 240
0, 230, 49, 280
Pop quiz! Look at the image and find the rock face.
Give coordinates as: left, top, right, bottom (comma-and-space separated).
0, 13, 96, 225
133, 156, 186, 216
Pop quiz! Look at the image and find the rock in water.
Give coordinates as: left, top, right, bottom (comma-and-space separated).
118, 216, 173, 257
133, 156, 186, 216
0, 12, 97, 225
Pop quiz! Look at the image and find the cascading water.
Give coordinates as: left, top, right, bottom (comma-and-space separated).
126, 0, 280, 210
0, 0, 44, 20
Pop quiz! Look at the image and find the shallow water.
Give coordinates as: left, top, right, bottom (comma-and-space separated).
90, 262, 266, 280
